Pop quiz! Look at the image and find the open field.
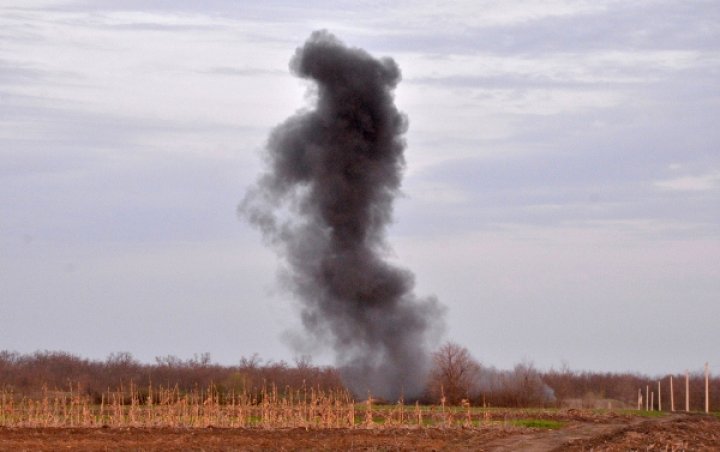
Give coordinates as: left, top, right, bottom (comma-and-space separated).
0, 412, 718, 450
1, 359, 718, 449
0, 400, 720, 451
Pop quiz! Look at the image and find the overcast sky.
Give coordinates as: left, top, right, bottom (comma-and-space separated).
1, 0, 718, 375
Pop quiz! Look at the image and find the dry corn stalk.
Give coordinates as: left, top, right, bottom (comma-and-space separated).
0, 383, 502, 430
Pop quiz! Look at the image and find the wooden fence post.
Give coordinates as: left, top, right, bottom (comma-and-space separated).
705, 362, 710, 414
658, 381, 662, 411
685, 370, 690, 412
670, 375, 674, 412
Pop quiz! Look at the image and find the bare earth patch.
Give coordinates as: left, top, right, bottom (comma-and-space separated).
0, 426, 515, 451
0, 414, 718, 451
561, 414, 720, 451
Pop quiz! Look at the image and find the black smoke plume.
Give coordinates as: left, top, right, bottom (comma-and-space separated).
241, 31, 444, 400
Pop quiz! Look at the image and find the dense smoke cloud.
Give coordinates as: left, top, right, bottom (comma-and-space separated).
242, 30, 444, 400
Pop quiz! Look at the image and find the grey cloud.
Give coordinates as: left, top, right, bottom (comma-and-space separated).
104, 22, 220, 32
405, 74, 640, 90
1, 93, 262, 245
398, 80, 720, 236
12, 1, 720, 56
362, 2, 719, 55
473, 2, 719, 54
205, 67, 286, 77
36, 0, 363, 18
1, 140, 247, 245
0, 64, 46, 85
0, 59, 80, 86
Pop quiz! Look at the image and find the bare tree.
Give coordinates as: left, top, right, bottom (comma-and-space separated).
428, 342, 481, 405
502, 360, 554, 407
239, 353, 263, 370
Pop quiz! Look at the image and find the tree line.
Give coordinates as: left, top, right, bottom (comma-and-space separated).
1, 346, 717, 409
0, 350, 343, 403
427, 342, 720, 410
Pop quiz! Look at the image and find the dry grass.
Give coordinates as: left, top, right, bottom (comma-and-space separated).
0, 384, 491, 429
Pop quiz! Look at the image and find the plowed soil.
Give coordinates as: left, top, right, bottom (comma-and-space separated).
1, 413, 717, 451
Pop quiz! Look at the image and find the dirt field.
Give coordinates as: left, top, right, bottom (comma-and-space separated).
0, 413, 717, 451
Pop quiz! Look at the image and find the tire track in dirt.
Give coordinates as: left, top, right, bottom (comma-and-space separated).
481, 419, 642, 452
483, 414, 719, 452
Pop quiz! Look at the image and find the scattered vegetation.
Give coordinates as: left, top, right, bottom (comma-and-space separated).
0, 384, 537, 429
511, 419, 565, 429
0, 384, 358, 428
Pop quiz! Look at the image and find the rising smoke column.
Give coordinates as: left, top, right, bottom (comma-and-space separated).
242, 31, 444, 400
